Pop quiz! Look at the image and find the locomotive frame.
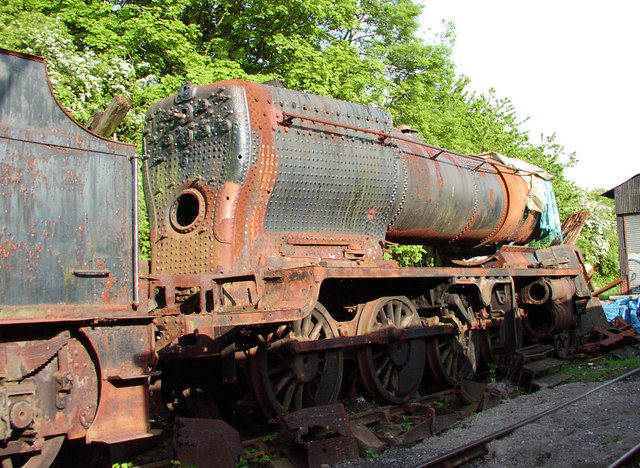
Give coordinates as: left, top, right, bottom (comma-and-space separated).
1, 49, 608, 466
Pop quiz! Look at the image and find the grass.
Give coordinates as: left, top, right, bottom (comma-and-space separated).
562, 355, 640, 382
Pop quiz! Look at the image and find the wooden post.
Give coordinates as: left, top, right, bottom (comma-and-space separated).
87, 95, 132, 138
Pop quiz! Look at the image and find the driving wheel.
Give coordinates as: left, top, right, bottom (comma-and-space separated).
250, 303, 343, 417
356, 296, 426, 404
427, 323, 477, 386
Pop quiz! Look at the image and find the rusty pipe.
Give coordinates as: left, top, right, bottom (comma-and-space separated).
525, 301, 574, 338
520, 278, 576, 305
132, 153, 140, 307
521, 278, 576, 338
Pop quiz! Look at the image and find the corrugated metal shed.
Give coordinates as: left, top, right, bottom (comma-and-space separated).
603, 174, 640, 294
603, 174, 640, 215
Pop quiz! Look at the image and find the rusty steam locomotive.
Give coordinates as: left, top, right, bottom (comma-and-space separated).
1, 49, 608, 466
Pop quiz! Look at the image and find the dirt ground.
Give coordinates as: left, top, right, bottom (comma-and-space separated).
337, 371, 640, 468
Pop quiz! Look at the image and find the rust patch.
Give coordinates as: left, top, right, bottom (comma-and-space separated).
366, 206, 377, 220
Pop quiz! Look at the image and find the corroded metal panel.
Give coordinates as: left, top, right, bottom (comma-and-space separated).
265, 87, 399, 238
0, 49, 137, 311
143, 82, 257, 275
624, 213, 640, 293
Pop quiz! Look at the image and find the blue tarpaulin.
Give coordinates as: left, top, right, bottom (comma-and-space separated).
603, 297, 640, 332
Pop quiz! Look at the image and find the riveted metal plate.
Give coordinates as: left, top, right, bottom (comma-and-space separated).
264, 87, 400, 238
144, 84, 255, 274
145, 84, 253, 192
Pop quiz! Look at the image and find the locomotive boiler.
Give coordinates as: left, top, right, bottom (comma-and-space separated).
1, 48, 609, 467
143, 80, 607, 415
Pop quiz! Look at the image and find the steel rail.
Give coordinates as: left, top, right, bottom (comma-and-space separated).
608, 440, 640, 468
412, 366, 640, 468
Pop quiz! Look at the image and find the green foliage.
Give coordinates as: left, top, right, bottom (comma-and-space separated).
137, 165, 151, 261
364, 448, 380, 461
262, 432, 280, 442
400, 415, 413, 432
238, 448, 275, 467
574, 190, 619, 291
488, 363, 498, 379
384, 245, 429, 267
169, 459, 197, 468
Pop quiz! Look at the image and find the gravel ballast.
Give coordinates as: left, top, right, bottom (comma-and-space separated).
338, 372, 640, 467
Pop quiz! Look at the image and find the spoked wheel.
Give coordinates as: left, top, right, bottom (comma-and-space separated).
357, 296, 425, 404
427, 325, 478, 386
1, 436, 64, 468
250, 303, 343, 417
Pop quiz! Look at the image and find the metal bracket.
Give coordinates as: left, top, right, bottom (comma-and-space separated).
1, 383, 36, 441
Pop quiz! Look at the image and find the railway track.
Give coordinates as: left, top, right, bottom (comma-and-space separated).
410, 366, 640, 468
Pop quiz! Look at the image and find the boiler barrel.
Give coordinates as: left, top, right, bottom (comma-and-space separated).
387, 133, 538, 247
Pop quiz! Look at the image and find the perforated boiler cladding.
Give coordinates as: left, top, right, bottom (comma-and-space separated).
143, 80, 541, 276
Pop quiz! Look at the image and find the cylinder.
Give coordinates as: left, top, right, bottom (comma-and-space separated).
521, 278, 576, 338
525, 302, 574, 338
387, 132, 539, 247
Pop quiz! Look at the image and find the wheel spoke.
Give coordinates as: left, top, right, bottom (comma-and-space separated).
309, 321, 323, 341
440, 346, 452, 364
267, 363, 290, 376
295, 382, 304, 410
400, 313, 413, 328
375, 356, 391, 377
388, 303, 395, 325
445, 352, 455, 375
389, 368, 399, 392
386, 303, 395, 325
274, 373, 293, 395
381, 361, 393, 388
394, 303, 403, 326
301, 316, 312, 337
283, 380, 299, 411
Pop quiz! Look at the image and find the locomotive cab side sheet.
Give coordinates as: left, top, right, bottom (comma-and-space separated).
0, 49, 139, 321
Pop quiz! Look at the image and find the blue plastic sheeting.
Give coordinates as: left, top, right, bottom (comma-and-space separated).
603, 297, 640, 332
536, 179, 563, 246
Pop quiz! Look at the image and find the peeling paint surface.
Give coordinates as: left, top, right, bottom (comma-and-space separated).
0, 50, 137, 312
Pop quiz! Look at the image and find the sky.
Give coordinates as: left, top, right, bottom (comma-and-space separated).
418, 0, 640, 190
